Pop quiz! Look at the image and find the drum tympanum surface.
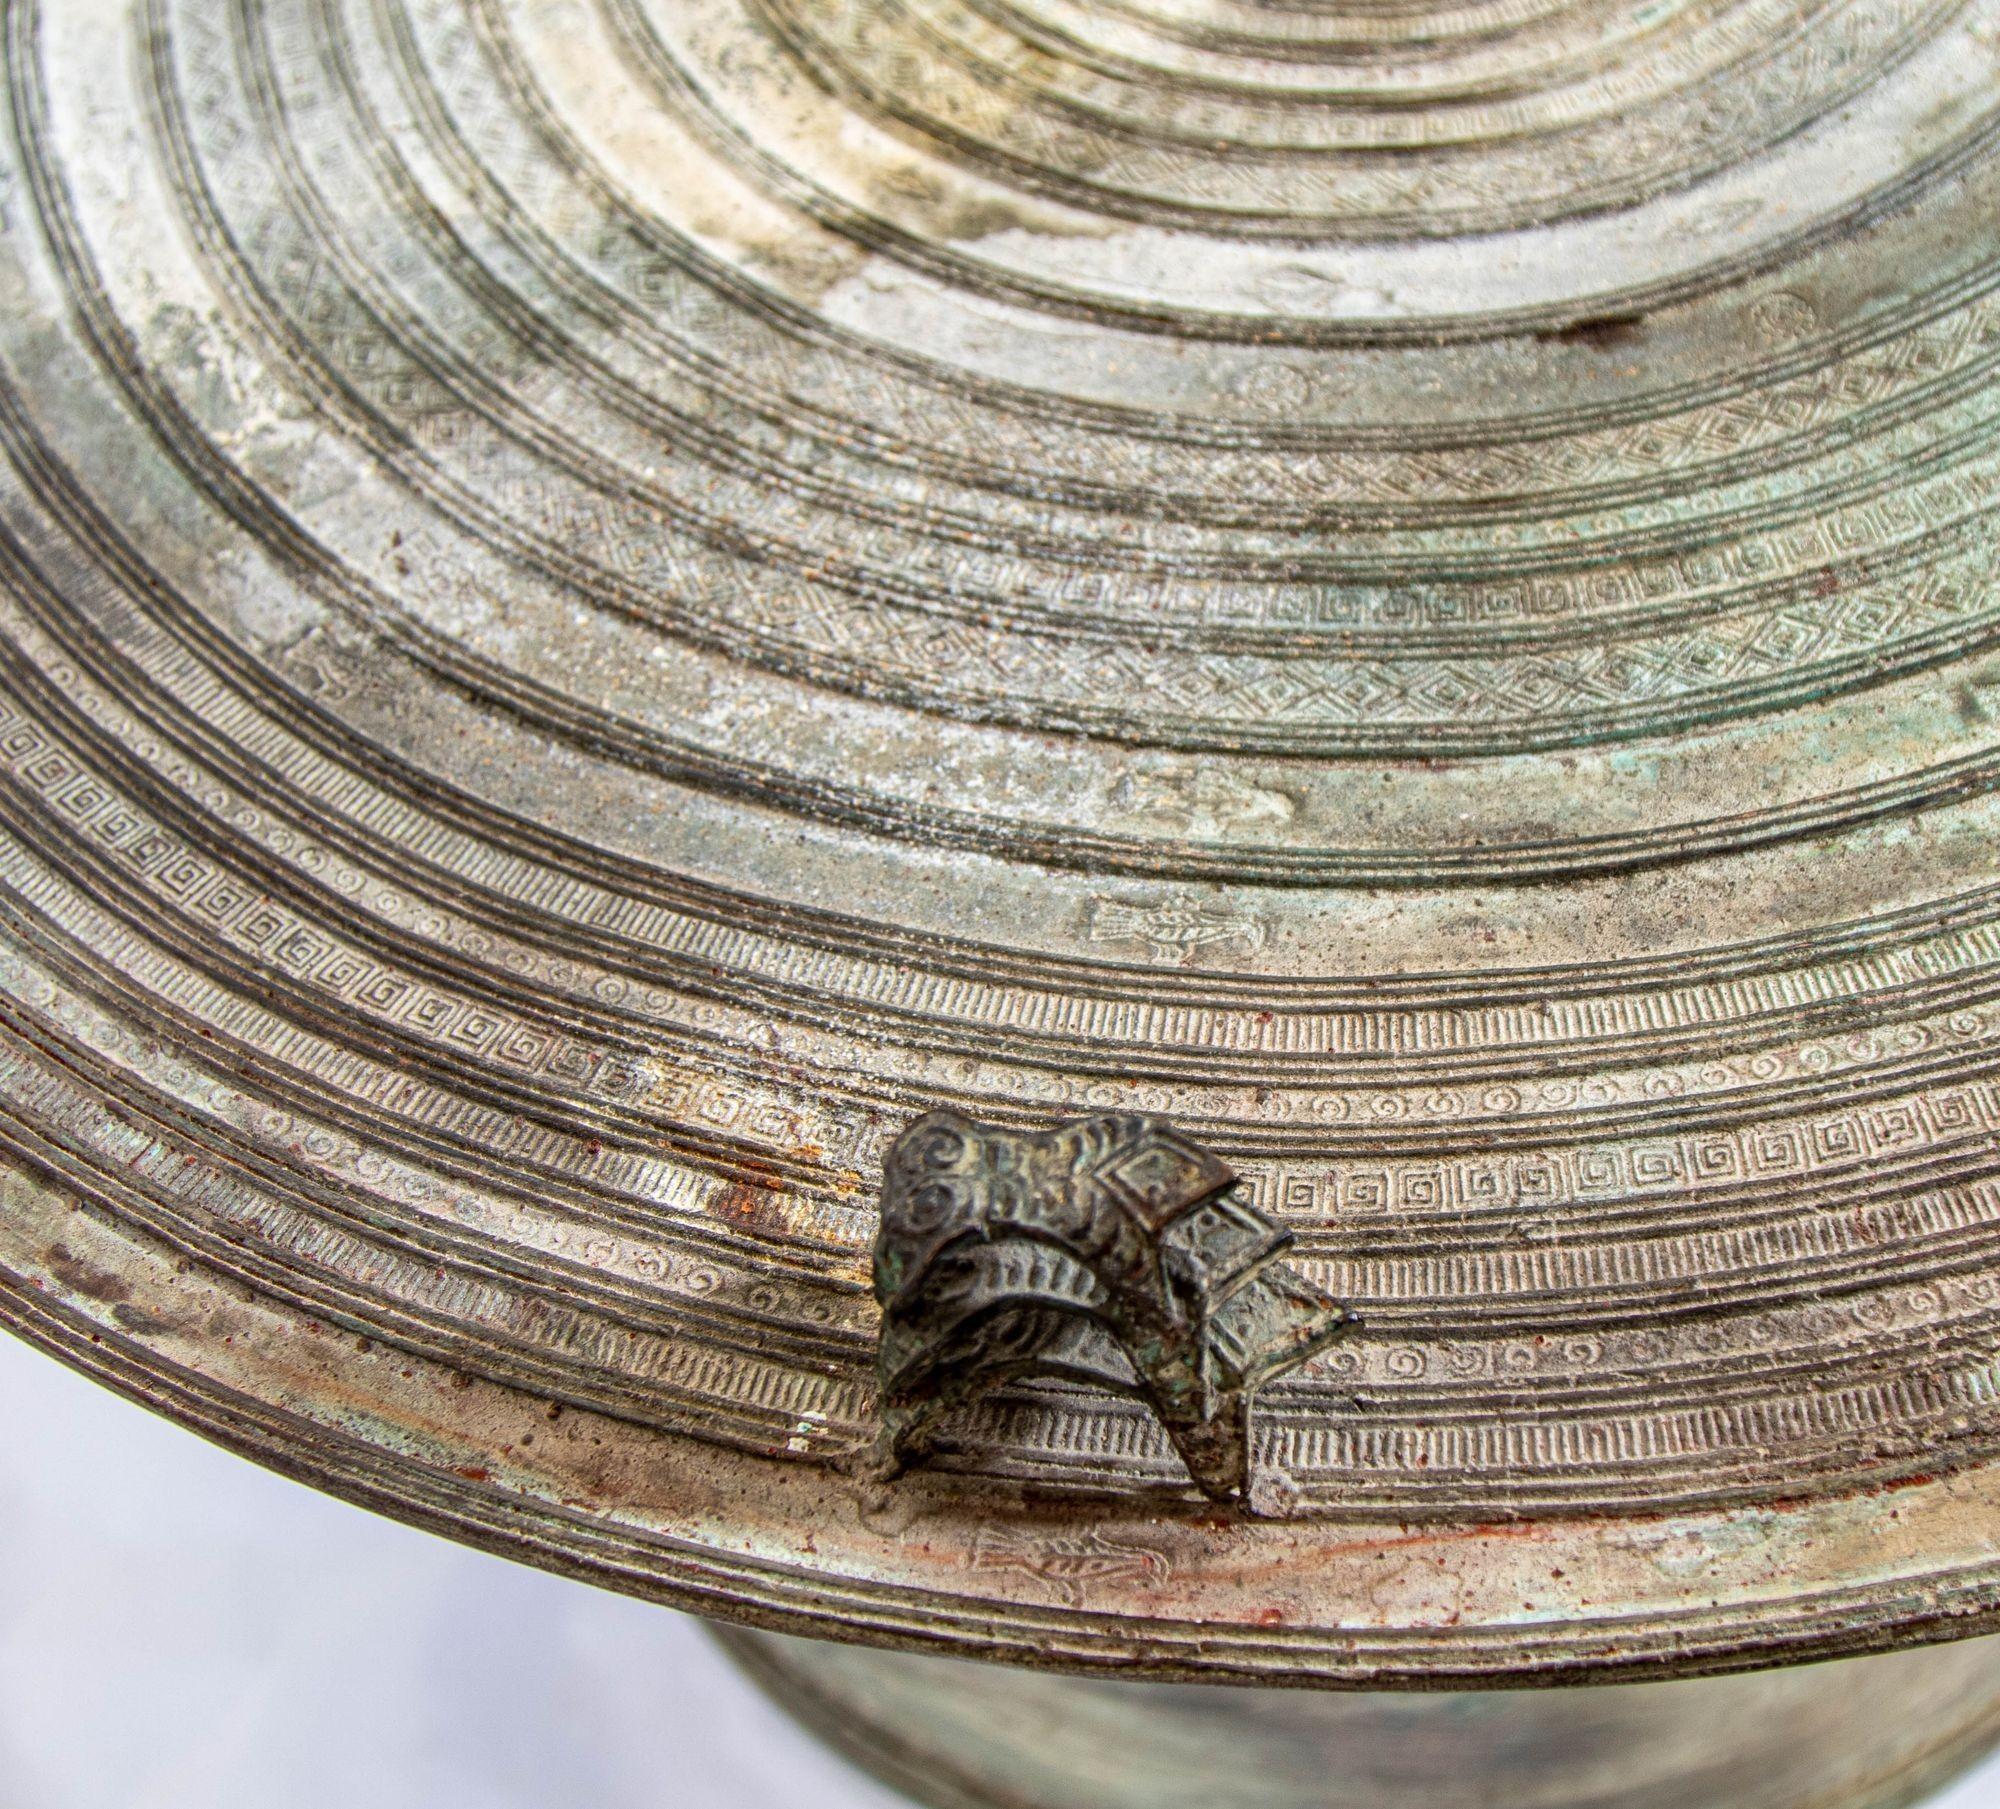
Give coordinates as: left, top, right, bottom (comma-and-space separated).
2, 0, 2000, 1687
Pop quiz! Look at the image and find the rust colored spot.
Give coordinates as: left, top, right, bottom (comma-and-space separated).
46, 1243, 131, 1305
713, 1181, 788, 1237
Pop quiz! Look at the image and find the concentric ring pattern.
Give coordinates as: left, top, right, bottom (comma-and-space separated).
5, 0, 2000, 1684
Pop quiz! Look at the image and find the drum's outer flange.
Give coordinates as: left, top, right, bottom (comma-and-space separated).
6, 1160, 2000, 1690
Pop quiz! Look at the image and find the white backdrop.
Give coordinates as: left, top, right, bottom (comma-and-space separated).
2, 1331, 1996, 1809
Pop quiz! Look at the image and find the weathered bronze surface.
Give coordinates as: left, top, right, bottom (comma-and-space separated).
717, 1625, 2000, 1809
873, 1111, 1349, 1499
3, 0, 2000, 1711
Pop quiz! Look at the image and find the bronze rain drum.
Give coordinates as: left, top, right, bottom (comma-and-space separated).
5, 0, 2000, 1802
